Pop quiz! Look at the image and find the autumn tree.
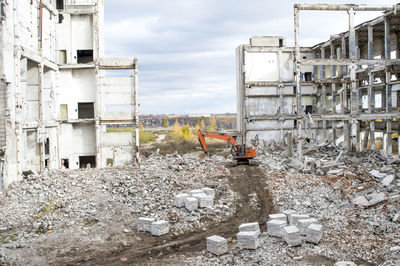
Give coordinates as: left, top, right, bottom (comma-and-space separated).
162, 116, 169, 128
200, 116, 206, 130
208, 116, 217, 132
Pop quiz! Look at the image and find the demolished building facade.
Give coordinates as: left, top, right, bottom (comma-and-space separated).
0, 0, 139, 189
237, 4, 400, 160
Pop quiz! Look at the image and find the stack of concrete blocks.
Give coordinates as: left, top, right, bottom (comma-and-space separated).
237, 222, 260, 249
206, 235, 228, 255
282, 225, 302, 247
297, 218, 319, 235
267, 219, 287, 237
173, 187, 215, 212
151, 220, 169, 236
305, 223, 323, 244
138, 217, 169, 237
282, 210, 297, 225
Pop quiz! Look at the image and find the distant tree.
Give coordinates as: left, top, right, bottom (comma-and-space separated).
172, 119, 182, 138
139, 122, 144, 131
200, 117, 206, 130
208, 116, 217, 132
181, 125, 193, 140
194, 118, 199, 128
162, 116, 169, 128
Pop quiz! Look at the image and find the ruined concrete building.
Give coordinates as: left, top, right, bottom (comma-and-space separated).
0, 0, 139, 189
237, 4, 400, 160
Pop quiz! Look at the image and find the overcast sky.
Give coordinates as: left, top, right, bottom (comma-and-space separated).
104, 0, 397, 115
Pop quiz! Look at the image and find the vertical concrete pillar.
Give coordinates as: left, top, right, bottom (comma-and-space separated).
355, 121, 361, 152
297, 121, 303, 161
386, 69, 392, 113
341, 35, 347, 75
368, 72, 375, 114
370, 120, 375, 151
384, 17, 391, 60
363, 126, 370, 151
386, 120, 392, 157
344, 120, 350, 152
368, 26, 374, 60
332, 83, 336, 114
348, 9, 358, 115
321, 47, 326, 80
332, 121, 337, 146
330, 42, 336, 77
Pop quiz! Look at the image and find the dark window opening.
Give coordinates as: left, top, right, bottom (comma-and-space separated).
78, 103, 94, 119
45, 159, 49, 168
302, 72, 312, 81
77, 50, 93, 63
79, 156, 96, 169
294, 119, 297, 129
0, 3, 5, 20
279, 38, 283, 47
397, 92, 400, 108
62, 159, 69, 169
293, 86, 296, 95
106, 158, 114, 167
45, 138, 50, 155
58, 14, 64, 23
56, 0, 64, 10
305, 105, 313, 114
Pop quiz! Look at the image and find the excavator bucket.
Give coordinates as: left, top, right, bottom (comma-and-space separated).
197, 129, 208, 153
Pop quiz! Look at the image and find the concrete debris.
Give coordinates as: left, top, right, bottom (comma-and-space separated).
174, 193, 189, 208
368, 192, 387, 206
282, 226, 301, 247
184, 197, 199, 212
382, 175, 395, 187
370, 170, 386, 179
202, 187, 216, 198
239, 222, 260, 235
393, 213, 400, 222
305, 223, 323, 244
282, 210, 297, 223
390, 246, 400, 252
237, 231, 259, 250
206, 235, 228, 256
137, 218, 155, 233
297, 218, 319, 236
291, 214, 310, 227
189, 189, 204, 196
334, 262, 356, 266
267, 219, 287, 237
353, 196, 371, 207
191, 193, 214, 208
268, 213, 287, 222
151, 220, 169, 236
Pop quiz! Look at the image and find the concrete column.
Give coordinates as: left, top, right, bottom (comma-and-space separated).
322, 85, 326, 113
321, 47, 326, 80
323, 120, 327, 140
330, 42, 336, 77
297, 120, 303, 161
344, 120, 351, 151
386, 120, 392, 157
386, 69, 392, 113
363, 127, 370, 151
355, 121, 361, 152
341, 35, 347, 75
332, 121, 337, 146
384, 17, 391, 60
332, 83, 337, 114
368, 26, 374, 59
368, 72, 375, 114
370, 120, 375, 151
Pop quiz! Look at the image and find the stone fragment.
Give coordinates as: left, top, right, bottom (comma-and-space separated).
353, 196, 371, 207
267, 220, 287, 237
189, 189, 204, 196
137, 217, 155, 232
151, 220, 169, 236
206, 235, 228, 255
369, 170, 386, 179
237, 231, 259, 249
390, 246, 400, 252
202, 187, 216, 198
381, 175, 395, 186
327, 169, 343, 175
184, 197, 199, 211
335, 261, 356, 266
174, 193, 189, 207
305, 223, 323, 244
283, 226, 301, 247
297, 218, 319, 235
268, 213, 287, 222
393, 213, 400, 222
291, 214, 310, 227
369, 192, 386, 205
191, 193, 213, 208
239, 222, 260, 235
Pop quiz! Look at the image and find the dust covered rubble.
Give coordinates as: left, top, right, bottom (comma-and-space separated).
0, 152, 238, 263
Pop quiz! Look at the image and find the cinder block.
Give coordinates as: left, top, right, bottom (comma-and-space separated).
151, 220, 169, 236
206, 235, 228, 255
239, 222, 260, 235
184, 197, 199, 211
282, 210, 297, 224
192, 193, 213, 208
297, 218, 319, 236
305, 223, 323, 244
291, 214, 310, 227
137, 217, 155, 232
269, 213, 287, 222
267, 219, 287, 237
174, 193, 189, 207
189, 189, 204, 196
237, 231, 259, 249
202, 187, 216, 198
282, 226, 302, 247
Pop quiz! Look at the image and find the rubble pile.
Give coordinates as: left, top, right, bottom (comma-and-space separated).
0, 152, 239, 263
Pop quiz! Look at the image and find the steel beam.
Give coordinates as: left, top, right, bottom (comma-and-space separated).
294, 4, 394, 11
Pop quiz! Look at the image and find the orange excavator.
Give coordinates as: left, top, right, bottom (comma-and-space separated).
197, 129, 257, 164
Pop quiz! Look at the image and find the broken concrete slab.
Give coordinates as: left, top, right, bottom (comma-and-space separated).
191, 193, 213, 208
237, 231, 259, 249
381, 175, 395, 187
239, 222, 260, 235
369, 170, 386, 179
267, 219, 287, 237
151, 220, 169, 236
184, 197, 199, 212
137, 217, 155, 232
353, 196, 371, 207
305, 223, 323, 244
174, 193, 189, 208
393, 213, 400, 222
282, 226, 301, 247
368, 192, 386, 206
206, 235, 228, 256
201, 187, 215, 198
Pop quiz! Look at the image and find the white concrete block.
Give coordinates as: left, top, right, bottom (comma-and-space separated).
283, 226, 301, 247
267, 219, 287, 237
268, 213, 287, 222
202, 187, 216, 198
305, 223, 323, 244
192, 193, 213, 208
184, 197, 199, 211
174, 193, 189, 207
137, 217, 155, 232
151, 220, 169, 236
237, 231, 259, 249
239, 222, 260, 235
335, 261, 356, 266
297, 218, 319, 236
382, 175, 395, 186
282, 209, 297, 224
189, 189, 204, 196
291, 214, 310, 227
206, 235, 228, 255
